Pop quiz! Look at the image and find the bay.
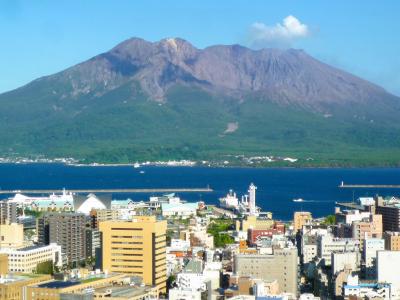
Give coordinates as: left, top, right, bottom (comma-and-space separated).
0, 164, 400, 220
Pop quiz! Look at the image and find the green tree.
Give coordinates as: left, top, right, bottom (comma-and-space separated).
35, 260, 54, 275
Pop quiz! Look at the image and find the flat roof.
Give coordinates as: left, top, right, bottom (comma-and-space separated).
38, 281, 81, 289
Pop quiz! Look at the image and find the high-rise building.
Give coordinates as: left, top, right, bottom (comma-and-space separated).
233, 248, 298, 295
293, 211, 312, 232
377, 250, 400, 298
99, 216, 167, 293
375, 198, 400, 231
0, 201, 17, 224
85, 228, 101, 259
363, 238, 384, 279
37, 212, 86, 266
248, 183, 257, 216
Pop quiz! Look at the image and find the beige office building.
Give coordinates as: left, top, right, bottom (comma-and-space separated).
0, 274, 51, 300
0, 223, 24, 249
234, 248, 298, 295
294, 212, 312, 232
99, 216, 167, 293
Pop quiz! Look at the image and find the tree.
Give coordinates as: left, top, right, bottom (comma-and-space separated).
35, 260, 54, 275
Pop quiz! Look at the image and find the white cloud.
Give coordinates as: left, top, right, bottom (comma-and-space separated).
247, 15, 310, 48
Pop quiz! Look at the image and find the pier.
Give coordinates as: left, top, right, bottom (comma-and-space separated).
339, 181, 400, 189
0, 187, 213, 195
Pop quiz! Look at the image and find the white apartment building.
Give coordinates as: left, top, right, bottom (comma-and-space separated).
317, 235, 359, 266
377, 250, 400, 299
363, 238, 384, 279
0, 243, 62, 273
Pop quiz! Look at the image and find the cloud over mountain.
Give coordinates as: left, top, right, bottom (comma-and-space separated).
247, 15, 310, 48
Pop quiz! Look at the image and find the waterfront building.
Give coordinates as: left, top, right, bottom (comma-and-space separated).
37, 212, 86, 266
0, 243, 62, 273
99, 216, 167, 293
233, 248, 298, 295
293, 211, 312, 232
0, 223, 24, 249
161, 202, 198, 218
9, 191, 74, 212
76, 193, 106, 215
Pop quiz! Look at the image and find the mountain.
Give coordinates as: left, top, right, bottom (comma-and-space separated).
0, 37, 399, 166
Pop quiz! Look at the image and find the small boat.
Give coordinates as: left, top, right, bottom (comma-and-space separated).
133, 162, 140, 168
293, 198, 304, 202
139, 170, 145, 174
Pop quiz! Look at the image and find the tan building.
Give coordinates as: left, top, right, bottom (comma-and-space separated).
294, 211, 312, 232
351, 214, 382, 249
99, 216, 167, 293
26, 273, 129, 300
0, 223, 24, 249
0, 274, 51, 300
0, 254, 8, 275
90, 208, 121, 229
233, 248, 298, 295
384, 231, 400, 251
236, 215, 274, 232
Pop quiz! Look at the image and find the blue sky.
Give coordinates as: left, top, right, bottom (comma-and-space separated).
1, 0, 399, 95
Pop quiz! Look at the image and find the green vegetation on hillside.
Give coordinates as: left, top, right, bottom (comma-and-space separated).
207, 218, 235, 248
1, 82, 400, 166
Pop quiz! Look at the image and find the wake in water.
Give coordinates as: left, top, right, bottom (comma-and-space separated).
292, 199, 331, 203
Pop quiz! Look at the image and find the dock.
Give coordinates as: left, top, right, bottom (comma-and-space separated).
0, 187, 213, 195
339, 182, 400, 189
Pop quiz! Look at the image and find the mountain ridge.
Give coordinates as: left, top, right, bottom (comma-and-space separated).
0, 37, 399, 165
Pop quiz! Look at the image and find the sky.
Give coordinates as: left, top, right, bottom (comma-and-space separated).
0, 0, 399, 95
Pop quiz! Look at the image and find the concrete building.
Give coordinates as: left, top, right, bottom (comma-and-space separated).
377, 250, 400, 298
0, 200, 17, 224
0, 254, 8, 275
384, 231, 400, 251
0, 274, 51, 300
84, 228, 100, 259
234, 248, 298, 295
161, 202, 198, 218
0, 243, 62, 273
37, 212, 86, 266
25, 273, 130, 300
317, 235, 359, 266
351, 214, 382, 249
363, 238, 385, 279
293, 212, 312, 232
343, 274, 391, 300
0, 223, 24, 249
331, 251, 360, 275
375, 197, 400, 231
99, 216, 167, 293
90, 208, 121, 229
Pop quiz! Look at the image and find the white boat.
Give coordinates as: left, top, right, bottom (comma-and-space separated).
139, 170, 145, 174
133, 162, 140, 168
293, 198, 304, 202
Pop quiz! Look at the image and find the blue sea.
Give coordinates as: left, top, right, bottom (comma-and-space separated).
1, 164, 400, 220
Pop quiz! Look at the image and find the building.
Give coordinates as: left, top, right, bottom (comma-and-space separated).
234, 248, 298, 295
25, 273, 130, 300
0, 200, 17, 224
0, 274, 51, 300
293, 212, 312, 232
99, 216, 167, 293
331, 251, 360, 275
0, 223, 24, 249
161, 202, 198, 218
377, 250, 400, 298
351, 214, 382, 249
76, 194, 107, 215
90, 208, 121, 229
0, 243, 62, 273
247, 222, 285, 245
363, 238, 385, 279
37, 212, 86, 266
343, 275, 391, 300
375, 197, 400, 231
317, 235, 359, 266
0, 254, 8, 275
384, 231, 400, 251
85, 228, 101, 259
